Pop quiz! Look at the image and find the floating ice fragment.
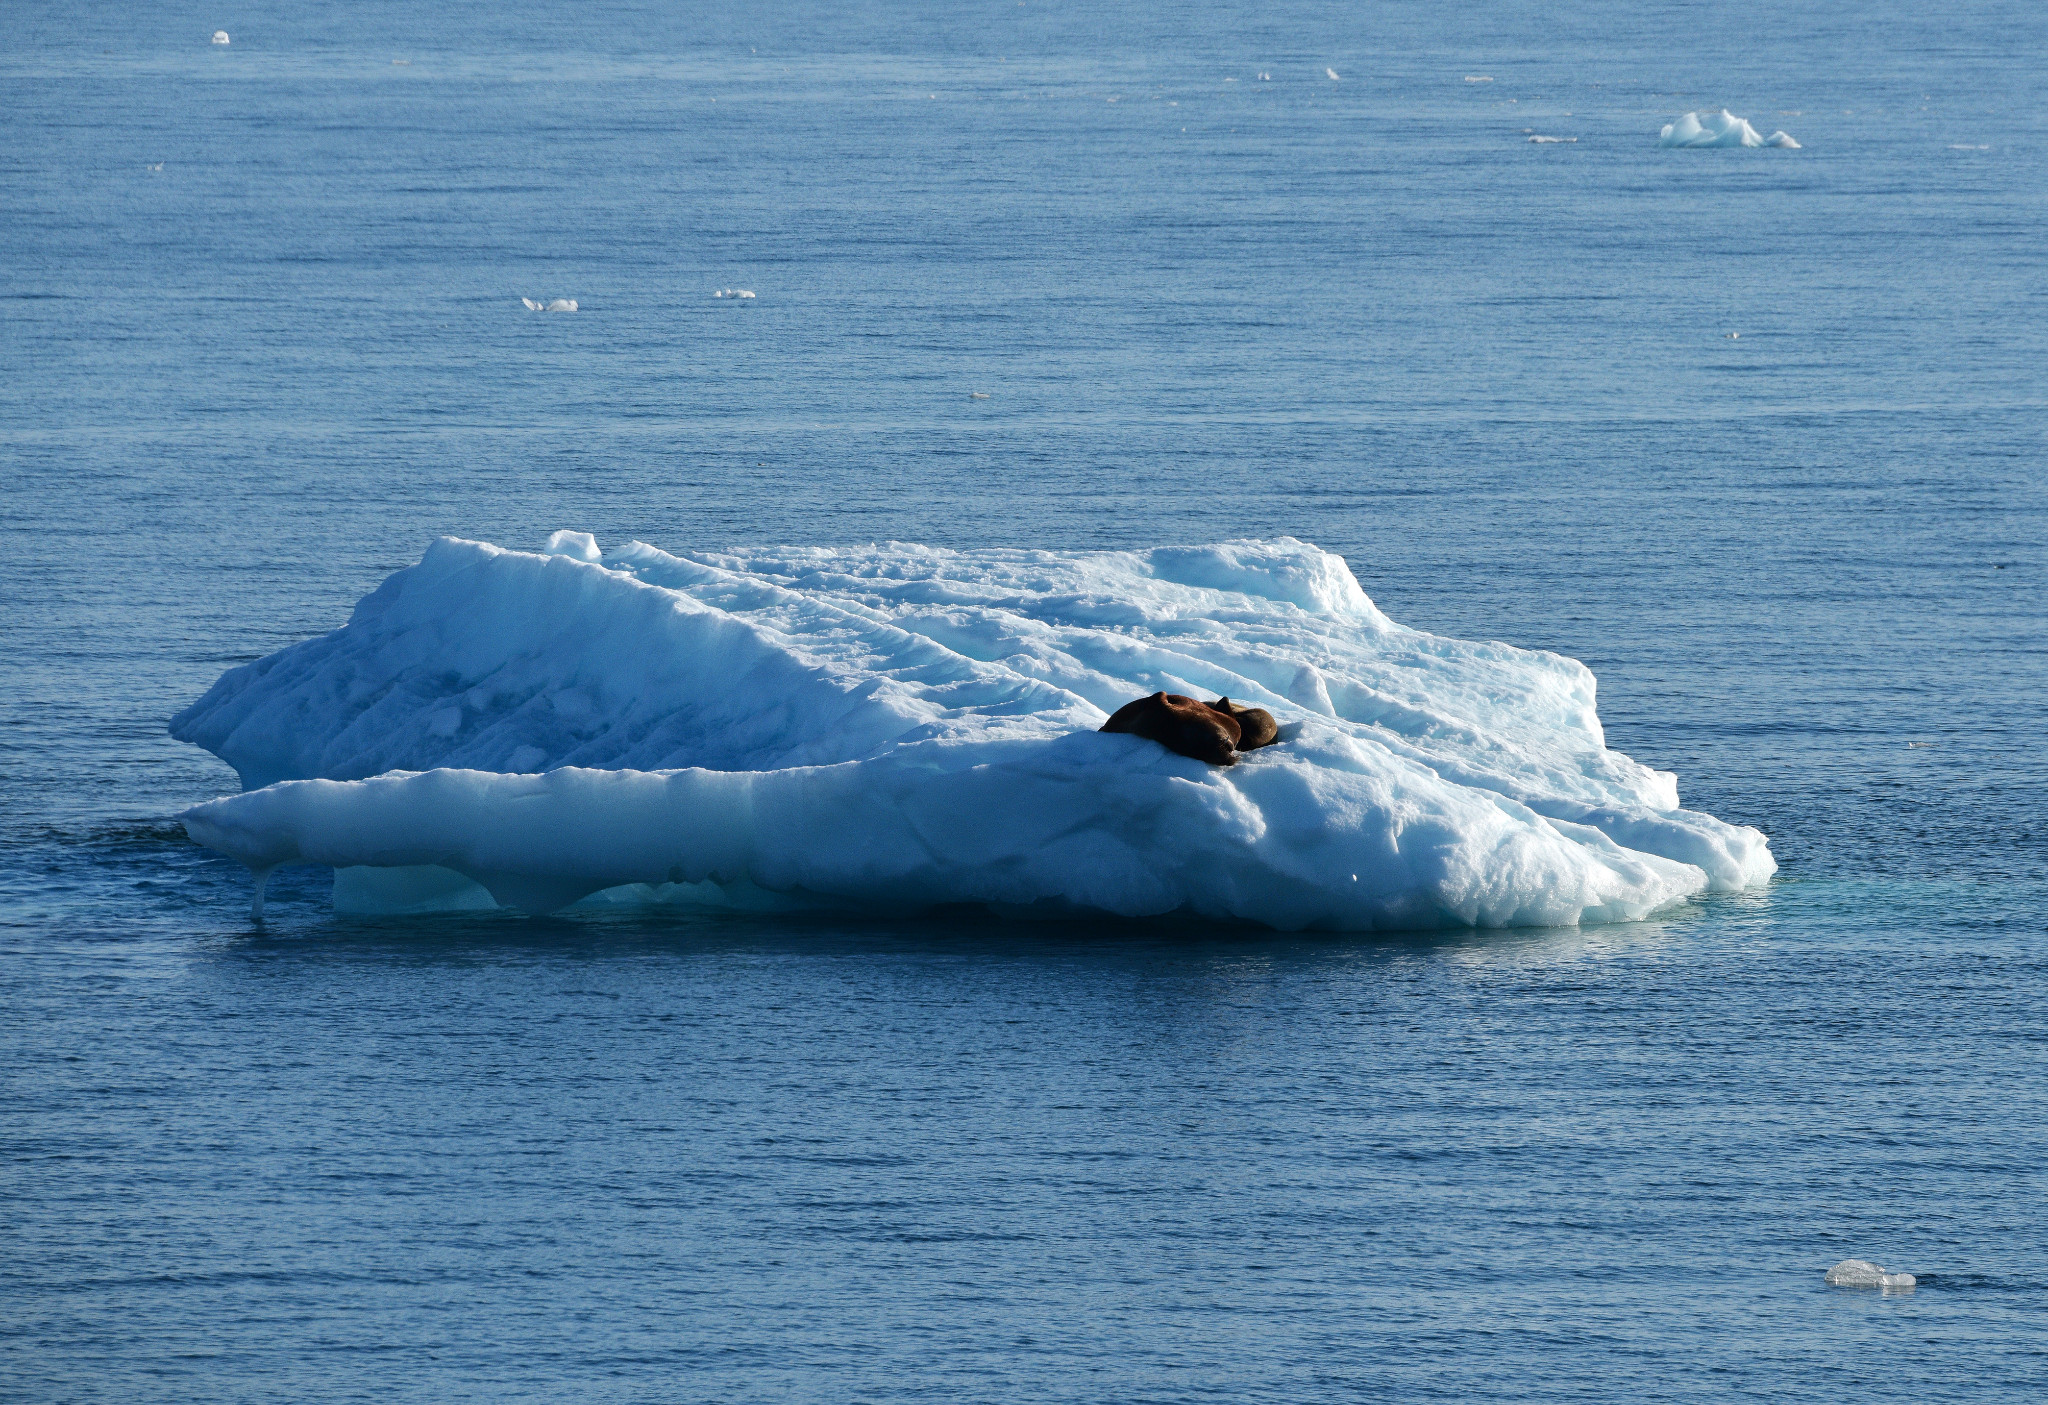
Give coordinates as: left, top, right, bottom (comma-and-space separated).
212, 30, 230, 45
1660, 110, 1799, 149
1258, 72, 1271, 81
521, 297, 577, 312
171, 536, 1777, 927
1527, 135, 1576, 143
713, 289, 755, 299
1825, 1259, 1916, 1290
1326, 68, 1340, 81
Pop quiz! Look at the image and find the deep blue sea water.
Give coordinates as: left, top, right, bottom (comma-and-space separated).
4, 1, 2046, 1398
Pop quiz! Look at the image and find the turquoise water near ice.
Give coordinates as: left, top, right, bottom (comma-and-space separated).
4, 1, 2046, 1398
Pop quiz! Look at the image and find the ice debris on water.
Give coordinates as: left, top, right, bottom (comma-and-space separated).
1660, 110, 1799, 148
171, 535, 1776, 927
1825, 1259, 1916, 1290
713, 289, 755, 299
212, 31, 230, 45
521, 297, 577, 312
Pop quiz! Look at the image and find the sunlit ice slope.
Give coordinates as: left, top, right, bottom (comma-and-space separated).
173, 536, 1774, 928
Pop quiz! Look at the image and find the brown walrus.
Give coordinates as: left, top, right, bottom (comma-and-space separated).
1100, 692, 1241, 765
1206, 697, 1279, 752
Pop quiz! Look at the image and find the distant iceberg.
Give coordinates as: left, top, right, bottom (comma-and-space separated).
1825, 1259, 1916, 1290
1660, 110, 1799, 149
173, 537, 1775, 928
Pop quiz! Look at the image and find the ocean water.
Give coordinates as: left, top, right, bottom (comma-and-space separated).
4, 1, 2046, 1398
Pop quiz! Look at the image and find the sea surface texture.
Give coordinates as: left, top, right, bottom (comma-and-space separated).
4, 1, 2045, 1400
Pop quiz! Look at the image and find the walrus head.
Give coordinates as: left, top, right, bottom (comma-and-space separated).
1206, 697, 1279, 751
1099, 692, 1241, 765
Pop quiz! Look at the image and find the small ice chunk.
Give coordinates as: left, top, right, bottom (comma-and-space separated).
542, 530, 602, 563
1825, 1259, 1915, 1289
1326, 68, 1340, 81
212, 31, 230, 45
713, 289, 756, 299
1659, 109, 1798, 150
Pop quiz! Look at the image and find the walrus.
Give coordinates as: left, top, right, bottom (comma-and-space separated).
1100, 692, 1241, 765
1206, 697, 1279, 751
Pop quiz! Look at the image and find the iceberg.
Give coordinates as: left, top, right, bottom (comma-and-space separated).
1659, 110, 1800, 149
1825, 1259, 1916, 1290
172, 536, 1775, 928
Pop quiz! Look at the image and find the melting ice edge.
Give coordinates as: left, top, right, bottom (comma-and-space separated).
174, 535, 1774, 928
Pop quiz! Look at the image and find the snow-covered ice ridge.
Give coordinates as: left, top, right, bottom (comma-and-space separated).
173, 535, 1775, 928
1660, 110, 1799, 149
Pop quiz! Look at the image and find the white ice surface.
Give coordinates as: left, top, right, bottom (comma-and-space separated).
1824, 1259, 1916, 1289
1660, 110, 1800, 149
173, 536, 1775, 928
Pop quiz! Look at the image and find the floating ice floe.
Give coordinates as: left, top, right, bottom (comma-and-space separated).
172, 536, 1776, 927
212, 30, 230, 45
1660, 110, 1799, 149
713, 288, 755, 299
1825, 1260, 1916, 1290
521, 297, 577, 312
